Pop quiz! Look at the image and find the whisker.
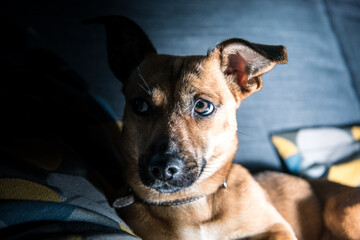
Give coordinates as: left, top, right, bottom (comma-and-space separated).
138, 83, 151, 95
137, 66, 151, 95
237, 125, 258, 129
236, 130, 254, 138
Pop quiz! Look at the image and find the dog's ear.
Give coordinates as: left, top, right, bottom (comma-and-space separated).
216, 39, 287, 99
84, 16, 157, 83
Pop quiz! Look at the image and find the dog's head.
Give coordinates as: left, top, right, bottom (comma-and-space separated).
92, 16, 287, 202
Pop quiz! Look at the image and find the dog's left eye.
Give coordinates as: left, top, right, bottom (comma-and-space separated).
130, 98, 151, 115
194, 99, 215, 116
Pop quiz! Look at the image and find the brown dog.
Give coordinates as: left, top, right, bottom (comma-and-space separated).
90, 16, 360, 240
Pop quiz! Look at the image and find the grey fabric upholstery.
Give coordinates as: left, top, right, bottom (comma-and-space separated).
2, 0, 360, 170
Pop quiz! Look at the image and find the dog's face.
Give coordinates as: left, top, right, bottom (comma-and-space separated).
96, 16, 287, 202
122, 54, 240, 195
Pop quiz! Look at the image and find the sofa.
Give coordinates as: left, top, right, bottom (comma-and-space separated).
1, 0, 359, 239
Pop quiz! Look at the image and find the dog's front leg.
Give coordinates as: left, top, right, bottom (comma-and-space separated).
266, 224, 298, 240
242, 223, 297, 240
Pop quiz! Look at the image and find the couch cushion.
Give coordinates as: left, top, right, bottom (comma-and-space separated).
326, 0, 360, 101
116, 0, 360, 170
3, 0, 360, 171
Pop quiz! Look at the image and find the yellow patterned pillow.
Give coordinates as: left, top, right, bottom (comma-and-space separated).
271, 126, 360, 187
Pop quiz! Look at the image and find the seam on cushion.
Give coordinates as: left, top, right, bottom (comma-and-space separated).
322, 0, 360, 105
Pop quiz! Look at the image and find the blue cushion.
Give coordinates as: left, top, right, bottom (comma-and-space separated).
5, 0, 360, 171
326, 0, 360, 99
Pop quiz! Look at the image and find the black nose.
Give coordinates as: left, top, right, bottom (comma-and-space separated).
149, 155, 183, 181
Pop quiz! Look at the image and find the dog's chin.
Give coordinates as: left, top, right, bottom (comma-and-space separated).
151, 182, 183, 193
147, 178, 195, 193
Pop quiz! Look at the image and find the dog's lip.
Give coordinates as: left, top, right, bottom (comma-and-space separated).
151, 181, 183, 193
199, 159, 207, 177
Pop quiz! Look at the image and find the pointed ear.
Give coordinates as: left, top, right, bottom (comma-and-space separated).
84, 16, 157, 84
217, 38, 287, 99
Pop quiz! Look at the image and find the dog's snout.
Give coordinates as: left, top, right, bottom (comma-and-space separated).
138, 139, 198, 192
149, 155, 183, 181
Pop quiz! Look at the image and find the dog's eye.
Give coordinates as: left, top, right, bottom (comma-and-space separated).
130, 98, 151, 115
194, 99, 215, 116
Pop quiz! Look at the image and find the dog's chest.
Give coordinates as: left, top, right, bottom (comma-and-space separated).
177, 224, 224, 240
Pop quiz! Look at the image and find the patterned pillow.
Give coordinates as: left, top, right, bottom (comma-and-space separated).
271, 126, 360, 187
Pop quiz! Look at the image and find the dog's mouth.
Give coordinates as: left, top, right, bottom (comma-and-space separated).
149, 181, 184, 193
138, 155, 206, 193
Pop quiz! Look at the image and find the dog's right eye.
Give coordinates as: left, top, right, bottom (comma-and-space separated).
193, 99, 215, 117
130, 98, 151, 115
